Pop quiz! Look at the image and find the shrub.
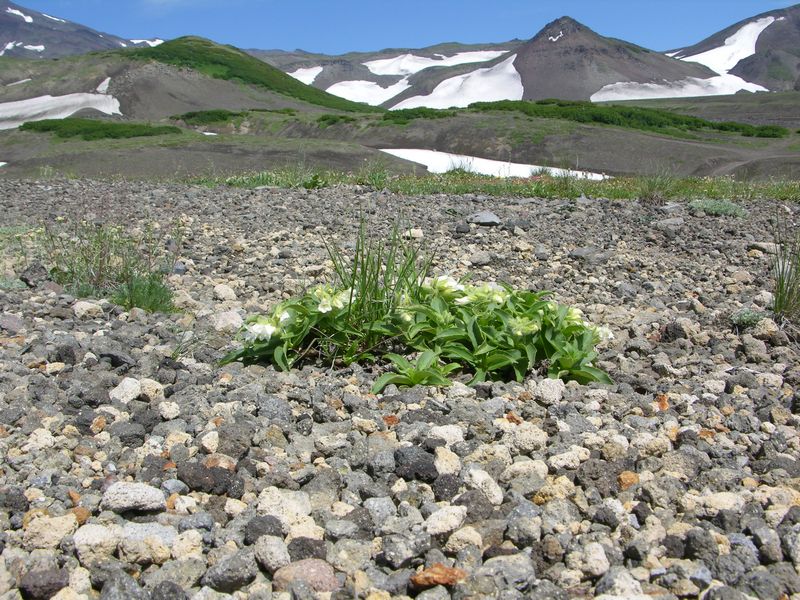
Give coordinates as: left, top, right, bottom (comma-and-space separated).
469, 100, 789, 138
39, 219, 180, 312
174, 109, 244, 125
316, 114, 357, 128
222, 219, 612, 392
730, 308, 765, 331
689, 199, 746, 217
20, 118, 181, 140
382, 108, 457, 125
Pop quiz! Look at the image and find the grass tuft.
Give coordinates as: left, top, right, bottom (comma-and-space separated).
773, 216, 800, 322
689, 199, 747, 218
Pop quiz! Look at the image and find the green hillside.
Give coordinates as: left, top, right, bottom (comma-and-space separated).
130, 37, 381, 113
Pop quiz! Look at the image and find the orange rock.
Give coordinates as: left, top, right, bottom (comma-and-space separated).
90, 415, 106, 434
382, 415, 399, 427
410, 563, 467, 589
70, 506, 91, 525
68, 490, 81, 506
654, 394, 669, 412
505, 411, 523, 425
165, 493, 179, 511
698, 429, 716, 440
618, 471, 639, 491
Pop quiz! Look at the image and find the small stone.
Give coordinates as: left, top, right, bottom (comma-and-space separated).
73, 301, 103, 319
464, 467, 504, 505
19, 568, 69, 600
158, 402, 181, 420
425, 506, 467, 536
411, 563, 467, 589
256, 486, 312, 529
618, 471, 639, 491
74, 524, 121, 565
466, 211, 502, 226
210, 311, 243, 333
101, 482, 166, 512
535, 378, 565, 405
254, 535, 291, 574
272, 558, 339, 592
213, 283, 237, 301
200, 550, 257, 593
23, 513, 78, 550
109, 377, 141, 404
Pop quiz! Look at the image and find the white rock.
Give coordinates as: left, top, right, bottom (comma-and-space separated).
444, 526, 482, 553
73, 524, 121, 565
548, 445, 591, 470
464, 467, 504, 505
256, 486, 312, 529
101, 481, 166, 512
570, 542, 610, 577
158, 402, 181, 420
210, 310, 243, 333
23, 513, 78, 550
434, 446, 462, 476
73, 300, 103, 319
502, 422, 548, 454
429, 425, 464, 446
199, 430, 220, 454
500, 459, 549, 482
425, 505, 468, 536
109, 377, 141, 404
172, 530, 204, 559
119, 522, 177, 565
535, 378, 565, 405
22, 428, 55, 452
213, 283, 237, 301
139, 378, 164, 401
225, 498, 248, 517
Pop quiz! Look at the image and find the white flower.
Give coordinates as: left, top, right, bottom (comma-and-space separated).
243, 321, 277, 343
594, 325, 614, 344
424, 275, 464, 295
278, 311, 291, 323
317, 298, 333, 313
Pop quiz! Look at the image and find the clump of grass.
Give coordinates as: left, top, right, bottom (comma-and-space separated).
20, 118, 181, 140
39, 219, 180, 312
773, 217, 800, 322
173, 109, 244, 125
216, 165, 337, 190
316, 114, 357, 128
636, 171, 677, 202
689, 199, 746, 217
355, 159, 390, 189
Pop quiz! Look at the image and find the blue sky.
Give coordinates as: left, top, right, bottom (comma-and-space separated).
17, 0, 799, 54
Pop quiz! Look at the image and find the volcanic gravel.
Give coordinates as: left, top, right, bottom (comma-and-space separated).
1, 178, 799, 600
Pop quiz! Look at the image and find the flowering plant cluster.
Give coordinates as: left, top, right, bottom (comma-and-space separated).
222, 273, 612, 392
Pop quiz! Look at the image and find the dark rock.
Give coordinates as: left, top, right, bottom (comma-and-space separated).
100, 572, 149, 600
200, 549, 257, 593
150, 581, 188, 600
466, 211, 501, 226
381, 532, 431, 568
394, 447, 438, 482
432, 474, 460, 502
685, 528, 720, 564
454, 489, 494, 523
19, 568, 68, 600
176, 461, 232, 494
288, 537, 327, 561
19, 261, 49, 288
107, 422, 146, 447
244, 515, 284, 545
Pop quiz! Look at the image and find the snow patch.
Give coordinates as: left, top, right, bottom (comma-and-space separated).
42, 13, 66, 23
0, 41, 21, 57
119, 41, 128, 48
0, 162, 7, 168
23, 45, 44, 52
326, 78, 411, 106
391, 54, 522, 110
6, 78, 32, 86
96, 77, 111, 93
131, 39, 164, 47
591, 74, 767, 102
6, 7, 32, 23
549, 31, 564, 43
201, 132, 218, 136
678, 16, 779, 74
380, 148, 607, 180
597, 16, 781, 102
364, 50, 508, 76
664, 51, 680, 58
288, 66, 323, 85
0, 93, 122, 131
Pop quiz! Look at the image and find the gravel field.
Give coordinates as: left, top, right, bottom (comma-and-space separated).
0, 178, 799, 600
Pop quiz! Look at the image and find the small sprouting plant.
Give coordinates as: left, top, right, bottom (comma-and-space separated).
222, 218, 612, 392
773, 215, 800, 322
689, 199, 746, 218
37, 219, 180, 312
730, 308, 764, 331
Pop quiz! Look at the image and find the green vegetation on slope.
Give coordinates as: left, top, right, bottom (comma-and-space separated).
130, 37, 381, 113
173, 109, 245, 125
470, 99, 790, 138
382, 108, 458, 125
20, 118, 182, 140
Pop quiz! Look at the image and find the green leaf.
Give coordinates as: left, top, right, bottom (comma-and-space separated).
576, 365, 614, 385
273, 345, 290, 371
416, 350, 438, 371
371, 372, 405, 394
385, 353, 413, 372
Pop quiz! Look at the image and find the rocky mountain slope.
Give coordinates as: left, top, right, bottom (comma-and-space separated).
0, 0, 161, 59
1, 179, 799, 599
670, 3, 800, 92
